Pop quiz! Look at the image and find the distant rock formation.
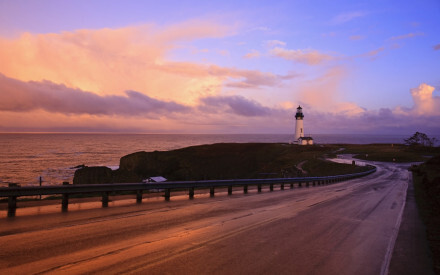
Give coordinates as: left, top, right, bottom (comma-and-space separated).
73, 166, 113, 185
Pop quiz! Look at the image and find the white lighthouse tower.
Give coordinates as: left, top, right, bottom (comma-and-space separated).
294, 105, 304, 141
294, 105, 313, 145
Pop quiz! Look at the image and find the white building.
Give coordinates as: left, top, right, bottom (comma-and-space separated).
294, 105, 313, 145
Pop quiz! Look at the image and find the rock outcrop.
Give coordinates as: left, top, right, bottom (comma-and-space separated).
73, 166, 113, 185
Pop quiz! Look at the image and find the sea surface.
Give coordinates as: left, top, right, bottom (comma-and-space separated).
0, 133, 411, 187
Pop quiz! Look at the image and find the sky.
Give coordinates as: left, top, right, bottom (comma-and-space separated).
0, 0, 439, 135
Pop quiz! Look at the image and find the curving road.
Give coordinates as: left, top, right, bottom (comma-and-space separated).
0, 159, 411, 274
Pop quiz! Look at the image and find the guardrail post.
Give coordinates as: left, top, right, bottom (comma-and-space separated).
298, 182, 302, 187
270, 183, 273, 191
62, 182, 69, 212
257, 184, 262, 193
306, 182, 310, 187
228, 185, 232, 195
312, 181, 316, 186
164, 189, 171, 201
189, 187, 194, 199
281, 183, 284, 190
210, 186, 215, 197
290, 183, 293, 189
102, 192, 109, 207
7, 183, 19, 218
243, 185, 248, 194
136, 190, 143, 204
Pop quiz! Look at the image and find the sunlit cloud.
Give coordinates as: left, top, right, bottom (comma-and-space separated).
250, 26, 270, 32
321, 32, 337, 38
243, 49, 261, 59
349, 35, 365, 41
389, 32, 424, 41
269, 47, 333, 65
0, 20, 235, 105
199, 95, 273, 117
363, 47, 385, 60
154, 62, 294, 89
409, 83, 440, 116
331, 11, 367, 24
265, 40, 286, 47
297, 66, 348, 111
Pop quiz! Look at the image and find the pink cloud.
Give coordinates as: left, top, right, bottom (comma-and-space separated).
409, 83, 440, 116
349, 35, 365, 41
199, 95, 272, 117
0, 21, 235, 105
433, 44, 440, 51
265, 40, 286, 47
0, 73, 189, 117
270, 47, 333, 65
389, 32, 424, 41
243, 49, 261, 59
363, 47, 385, 59
331, 11, 367, 24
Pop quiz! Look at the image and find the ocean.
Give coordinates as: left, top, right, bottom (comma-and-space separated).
0, 133, 412, 187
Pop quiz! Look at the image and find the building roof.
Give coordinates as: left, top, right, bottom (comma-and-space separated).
145, 176, 167, 182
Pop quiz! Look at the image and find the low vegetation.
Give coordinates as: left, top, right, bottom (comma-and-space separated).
337, 143, 440, 163
411, 156, 440, 273
74, 143, 373, 184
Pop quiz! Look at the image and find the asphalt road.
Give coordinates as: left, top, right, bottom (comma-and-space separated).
0, 160, 410, 274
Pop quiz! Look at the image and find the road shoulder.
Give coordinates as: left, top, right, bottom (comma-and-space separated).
388, 175, 434, 275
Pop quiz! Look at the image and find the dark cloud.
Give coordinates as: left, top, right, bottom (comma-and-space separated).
0, 73, 190, 117
200, 95, 272, 117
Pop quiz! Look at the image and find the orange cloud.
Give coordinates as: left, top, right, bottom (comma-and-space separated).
409, 83, 440, 116
349, 35, 365, 41
298, 66, 346, 109
0, 21, 234, 105
269, 47, 333, 65
243, 49, 260, 59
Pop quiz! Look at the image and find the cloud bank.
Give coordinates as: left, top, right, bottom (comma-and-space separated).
0, 73, 189, 117
1, 72, 439, 134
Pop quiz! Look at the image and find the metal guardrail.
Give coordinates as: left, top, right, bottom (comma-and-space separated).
0, 166, 376, 217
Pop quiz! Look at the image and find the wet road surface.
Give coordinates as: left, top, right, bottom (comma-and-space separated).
0, 160, 410, 274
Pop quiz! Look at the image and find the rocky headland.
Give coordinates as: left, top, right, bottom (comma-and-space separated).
73, 143, 370, 185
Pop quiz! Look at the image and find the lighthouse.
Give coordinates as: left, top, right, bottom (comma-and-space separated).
294, 105, 313, 145
294, 105, 304, 141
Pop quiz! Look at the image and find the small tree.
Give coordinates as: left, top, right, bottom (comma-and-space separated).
404, 132, 436, 147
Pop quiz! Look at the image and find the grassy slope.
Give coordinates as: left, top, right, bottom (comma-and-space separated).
339, 144, 440, 163
116, 143, 372, 182
411, 156, 440, 273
